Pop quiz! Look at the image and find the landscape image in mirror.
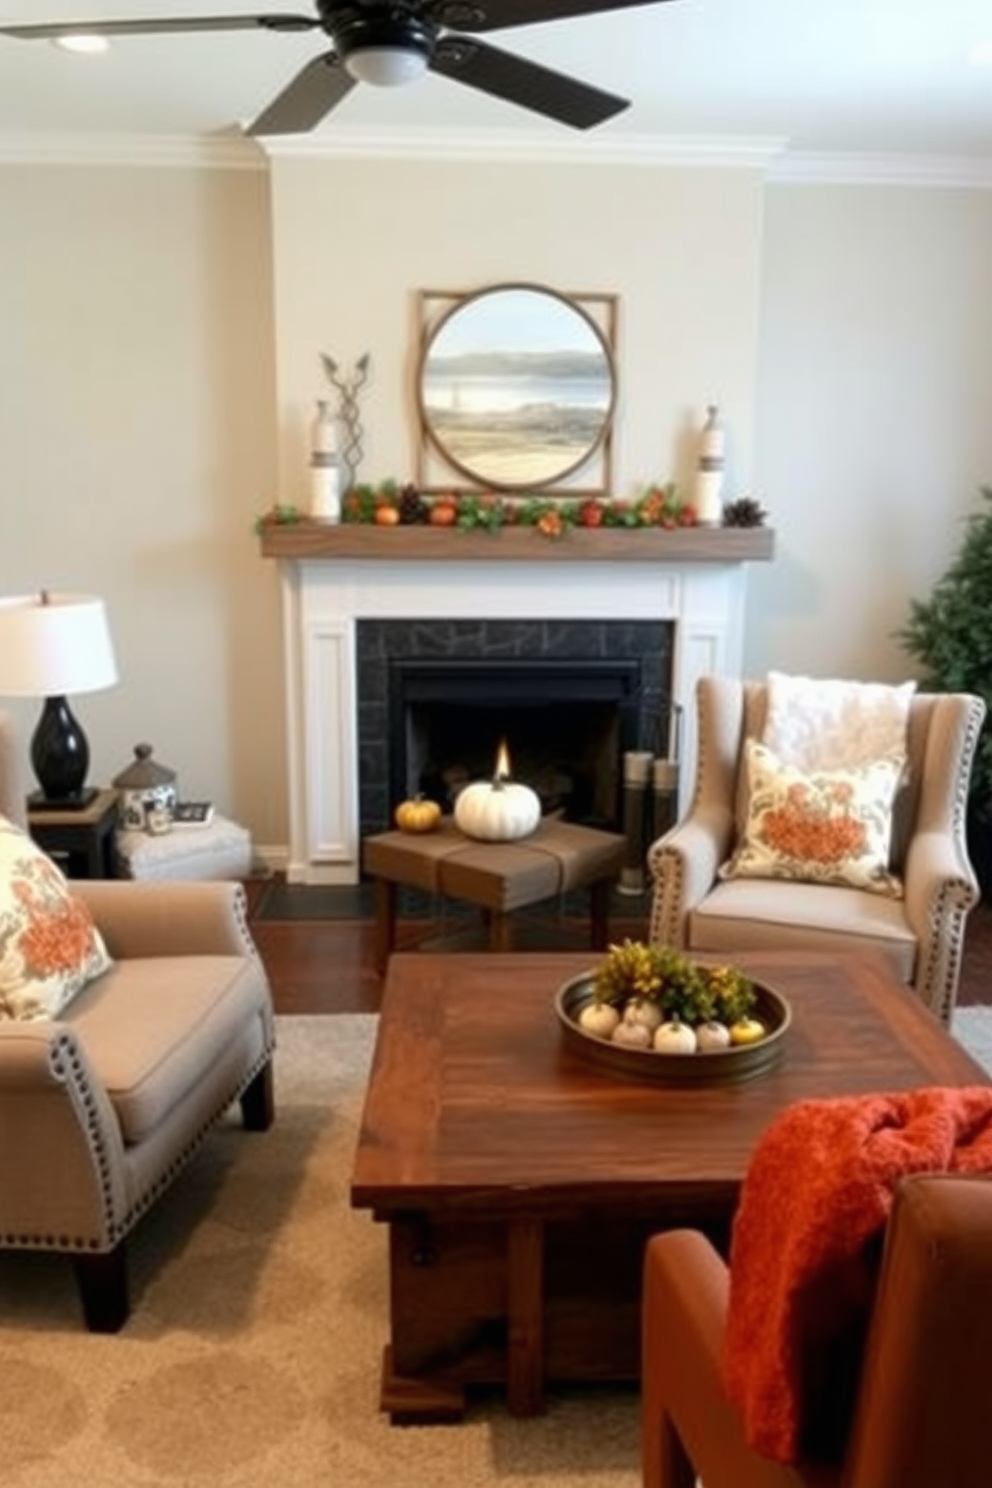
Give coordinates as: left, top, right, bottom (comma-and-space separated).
422, 288, 613, 488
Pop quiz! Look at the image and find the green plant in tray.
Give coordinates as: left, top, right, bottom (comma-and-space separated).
592, 939, 755, 1027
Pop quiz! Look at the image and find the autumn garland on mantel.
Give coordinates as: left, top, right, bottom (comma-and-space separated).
256, 482, 768, 537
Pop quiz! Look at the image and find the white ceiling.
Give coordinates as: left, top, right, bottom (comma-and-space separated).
0, 0, 991, 165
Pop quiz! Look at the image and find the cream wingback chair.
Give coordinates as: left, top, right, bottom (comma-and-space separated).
0, 713, 276, 1331
647, 675, 985, 1025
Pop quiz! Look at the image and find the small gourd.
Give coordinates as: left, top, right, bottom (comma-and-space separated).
654, 1016, 698, 1055
578, 1002, 621, 1040
454, 775, 541, 842
394, 795, 442, 834
696, 1020, 732, 1052
612, 1018, 653, 1050
624, 998, 663, 1034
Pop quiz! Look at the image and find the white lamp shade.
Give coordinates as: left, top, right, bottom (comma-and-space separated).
0, 592, 118, 697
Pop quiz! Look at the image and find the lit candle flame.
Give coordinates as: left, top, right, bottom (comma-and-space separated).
494, 739, 511, 782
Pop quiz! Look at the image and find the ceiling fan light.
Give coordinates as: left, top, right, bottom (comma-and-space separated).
344, 45, 429, 87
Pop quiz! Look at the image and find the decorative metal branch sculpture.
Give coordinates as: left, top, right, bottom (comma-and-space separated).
320, 351, 371, 491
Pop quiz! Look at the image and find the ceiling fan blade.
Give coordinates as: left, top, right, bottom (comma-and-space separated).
431, 35, 627, 129
428, 0, 674, 34
0, 14, 317, 41
248, 52, 356, 135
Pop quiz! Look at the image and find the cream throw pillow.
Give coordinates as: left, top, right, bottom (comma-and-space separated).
720, 741, 905, 897
763, 671, 916, 773
0, 814, 112, 1021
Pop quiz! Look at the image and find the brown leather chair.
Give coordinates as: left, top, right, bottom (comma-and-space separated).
641, 1173, 992, 1488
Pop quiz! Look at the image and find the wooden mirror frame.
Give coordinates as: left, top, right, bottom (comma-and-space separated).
415, 282, 618, 496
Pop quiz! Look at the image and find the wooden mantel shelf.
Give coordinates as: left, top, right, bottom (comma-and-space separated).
258, 521, 775, 564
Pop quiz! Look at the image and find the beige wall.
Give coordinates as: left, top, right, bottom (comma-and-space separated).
0, 161, 285, 846
267, 156, 766, 509
750, 183, 992, 678
1, 150, 990, 861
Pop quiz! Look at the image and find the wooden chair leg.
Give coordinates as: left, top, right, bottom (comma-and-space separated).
487, 908, 514, 953
240, 1059, 274, 1131
590, 879, 612, 950
74, 1244, 130, 1333
373, 877, 398, 973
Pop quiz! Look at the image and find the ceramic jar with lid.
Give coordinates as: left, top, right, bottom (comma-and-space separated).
113, 744, 178, 831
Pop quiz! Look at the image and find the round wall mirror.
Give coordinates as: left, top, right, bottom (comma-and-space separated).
417, 282, 617, 491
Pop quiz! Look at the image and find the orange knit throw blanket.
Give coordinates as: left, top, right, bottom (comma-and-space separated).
722, 1086, 992, 1465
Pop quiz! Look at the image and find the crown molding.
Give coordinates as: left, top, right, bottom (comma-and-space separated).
257, 127, 788, 170
769, 150, 992, 189
0, 132, 265, 169
1, 128, 989, 188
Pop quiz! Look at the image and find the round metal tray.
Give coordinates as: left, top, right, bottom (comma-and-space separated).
555, 972, 791, 1086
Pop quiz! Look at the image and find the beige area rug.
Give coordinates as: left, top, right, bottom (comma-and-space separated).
0, 1016, 642, 1488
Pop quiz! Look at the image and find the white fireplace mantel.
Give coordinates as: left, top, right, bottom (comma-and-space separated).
262, 525, 773, 885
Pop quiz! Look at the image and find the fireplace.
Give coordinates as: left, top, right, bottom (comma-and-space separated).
356, 619, 673, 837
261, 528, 770, 884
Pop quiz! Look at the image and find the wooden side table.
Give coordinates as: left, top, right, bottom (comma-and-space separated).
363, 817, 626, 973
27, 788, 119, 879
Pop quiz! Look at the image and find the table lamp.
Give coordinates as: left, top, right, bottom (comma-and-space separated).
0, 590, 118, 808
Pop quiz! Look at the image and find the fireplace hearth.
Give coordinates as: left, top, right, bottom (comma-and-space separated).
357, 619, 672, 838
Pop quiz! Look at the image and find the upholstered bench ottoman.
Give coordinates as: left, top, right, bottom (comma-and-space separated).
115, 816, 253, 883
363, 817, 626, 972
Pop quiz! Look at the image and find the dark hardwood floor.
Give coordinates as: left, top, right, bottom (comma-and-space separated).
245, 879, 992, 1016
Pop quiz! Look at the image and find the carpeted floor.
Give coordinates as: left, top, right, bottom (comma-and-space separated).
4, 1011, 992, 1487
0, 1017, 642, 1488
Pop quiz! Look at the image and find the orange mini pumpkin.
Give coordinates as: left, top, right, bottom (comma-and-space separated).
394, 795, 442, 833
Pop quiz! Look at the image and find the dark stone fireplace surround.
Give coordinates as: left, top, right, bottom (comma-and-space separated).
356, 619, 673, 838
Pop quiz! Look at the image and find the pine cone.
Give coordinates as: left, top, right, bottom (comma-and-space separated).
398, 483, 429, 525
722, 496, 768, 528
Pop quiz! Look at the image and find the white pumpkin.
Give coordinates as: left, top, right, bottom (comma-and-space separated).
624, 998, 663, 1033
654, 1018, 698, 1055
454, 778, 541, 842
578, 1002, 621, 1040
612, 1019, 653, 1050
696, 1020, 732, 1052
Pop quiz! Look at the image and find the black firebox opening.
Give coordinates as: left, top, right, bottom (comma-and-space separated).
393, 659, 642, 829
356, 619, 673, 838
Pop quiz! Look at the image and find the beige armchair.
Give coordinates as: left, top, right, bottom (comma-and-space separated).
0, 714, 276, 1331
648, 675, 985, 1025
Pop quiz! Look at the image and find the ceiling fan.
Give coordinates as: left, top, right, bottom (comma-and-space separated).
0, 0, 676, 136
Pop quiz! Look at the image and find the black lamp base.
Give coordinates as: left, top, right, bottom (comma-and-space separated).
30, 694, 95, 808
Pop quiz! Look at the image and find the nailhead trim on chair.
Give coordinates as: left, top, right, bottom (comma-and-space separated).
648, 843, 685, 949
233, 881, 261, 959
0, 1021, 276, 1254
46, 1029, 118, 1246
916, 696, 985, 1026
647, 682, 714, 950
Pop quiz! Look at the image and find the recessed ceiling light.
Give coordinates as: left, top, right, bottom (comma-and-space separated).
968, 39, 992, 65
53, 33, 109, 55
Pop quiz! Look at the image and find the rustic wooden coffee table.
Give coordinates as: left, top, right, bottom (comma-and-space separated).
350, 949, 987, 1424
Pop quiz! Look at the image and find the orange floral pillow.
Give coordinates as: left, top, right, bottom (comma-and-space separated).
720, 741, 905, 897
0, 815, 112, 1020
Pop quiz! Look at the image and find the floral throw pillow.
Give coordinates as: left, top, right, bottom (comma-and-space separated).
0, 815, 112, 1021
720, 741, 905, 898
